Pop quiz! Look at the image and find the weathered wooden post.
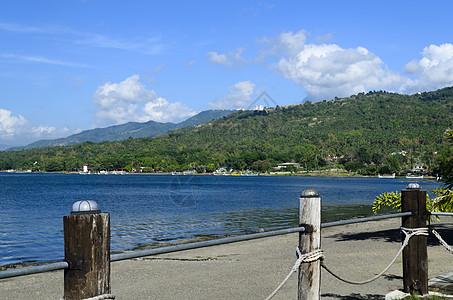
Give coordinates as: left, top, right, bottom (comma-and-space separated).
298, 189, 322, 300
63, 200, 111, 300
401, 183, 428, 295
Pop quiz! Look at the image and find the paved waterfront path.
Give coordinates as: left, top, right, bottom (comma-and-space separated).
1, 217, 452, 299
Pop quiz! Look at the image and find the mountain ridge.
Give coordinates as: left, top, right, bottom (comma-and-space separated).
9, 109, 235, 150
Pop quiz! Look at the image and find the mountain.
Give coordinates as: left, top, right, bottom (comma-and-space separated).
2, 87, 453, 174
0, 144, 14, 151
170, 88, 453, 157
9, 109, 235, 150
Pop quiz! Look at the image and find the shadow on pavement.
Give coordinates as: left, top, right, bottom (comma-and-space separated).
382, 274, 403, 281
325, 224, 452, 247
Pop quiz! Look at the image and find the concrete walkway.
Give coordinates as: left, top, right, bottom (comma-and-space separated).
1, 217, 452, 299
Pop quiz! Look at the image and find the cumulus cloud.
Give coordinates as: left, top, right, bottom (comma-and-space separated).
208, 81, 256, 109
401, 43, 453, 94
0, 108, 70, 146
257, 30, 307, 62
92, 74, 196, 125
208, 48, 250, 66
268, 30, 405, 100
207, 51, 232, 66
0, 109, 28, 138
262, 31, 453, 100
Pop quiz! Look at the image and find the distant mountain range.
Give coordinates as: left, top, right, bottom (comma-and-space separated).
9, 109, 235, 150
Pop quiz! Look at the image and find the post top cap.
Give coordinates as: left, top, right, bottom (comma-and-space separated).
301, 189, 319, 197
407, 183, 420, 189
71, 199, 101, 215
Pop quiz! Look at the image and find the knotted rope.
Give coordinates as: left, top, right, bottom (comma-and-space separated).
265, 248, 324, 300
83, 294, 115, 300
432, 229, 453, 254
321, 227, 429, 285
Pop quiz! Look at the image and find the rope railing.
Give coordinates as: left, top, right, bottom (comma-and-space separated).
265, 248, 324, 300
265, 227, 432, 299
320, 227, 429, 285
432, 229, 453, 254
1, 206, 451, 298
265, 224, 453, 298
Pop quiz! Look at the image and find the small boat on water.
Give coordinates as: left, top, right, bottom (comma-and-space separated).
378, 173, 396, 178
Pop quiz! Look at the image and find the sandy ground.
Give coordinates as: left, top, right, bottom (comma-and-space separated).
1, 217, 452, 300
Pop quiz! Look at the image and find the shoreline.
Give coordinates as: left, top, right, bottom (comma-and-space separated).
0, 169, 439, 180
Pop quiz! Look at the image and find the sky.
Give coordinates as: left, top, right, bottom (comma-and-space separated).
1, 1, 453, 148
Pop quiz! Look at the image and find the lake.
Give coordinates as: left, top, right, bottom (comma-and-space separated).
0, 173, 441, 267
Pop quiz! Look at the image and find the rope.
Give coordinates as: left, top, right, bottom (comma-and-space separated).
432, 229, 453, 254
83, 294, 116, 300
264, 248, 324, 300
60, 294, 115, 300
321, 227, 429, 285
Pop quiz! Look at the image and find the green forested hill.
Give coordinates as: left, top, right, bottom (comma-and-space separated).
172, 89, 450, 150
1, 88, 453, 174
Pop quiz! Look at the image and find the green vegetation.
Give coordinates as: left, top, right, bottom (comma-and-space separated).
404, 295, 447, 300
1, 87, 453, 174
403, 294, 446, 300
373, 129, 453, 214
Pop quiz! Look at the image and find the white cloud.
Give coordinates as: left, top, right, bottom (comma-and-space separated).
0, 108, 71, 146
31, 125, 57, 135
154, 65, 164, 73
262, 31, 453, 100
0, 21, 165, 55
234, 47, 249, 63
266, 30, 405, 100
401, 43, 453, 94
208, 48, 250, 66
257, 30, 307, 62
93, 75, 196, 125
208, 81, 256, 109
0, 22, 60, 34
0, 109, 28, 138
141, 98, 196, 123
207, 51, 232, 66
277, 30, 307, 56
1, 53, 91, 68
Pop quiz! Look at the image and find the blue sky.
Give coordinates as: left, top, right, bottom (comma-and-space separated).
1, 1, 453, 147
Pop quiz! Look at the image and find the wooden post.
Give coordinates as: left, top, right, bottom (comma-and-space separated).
401, 184, 428, 295
63, 212, 111, 300
298, 189, 321, 300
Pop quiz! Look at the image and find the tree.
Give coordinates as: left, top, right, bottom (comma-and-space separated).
206, 163, 216, 173
440, 129, 453, 189
386, 154, 401, 174
44, 157, 65, 172
373, 129, 453, 214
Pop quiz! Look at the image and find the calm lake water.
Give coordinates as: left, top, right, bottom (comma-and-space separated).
0, 173, 441, 267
